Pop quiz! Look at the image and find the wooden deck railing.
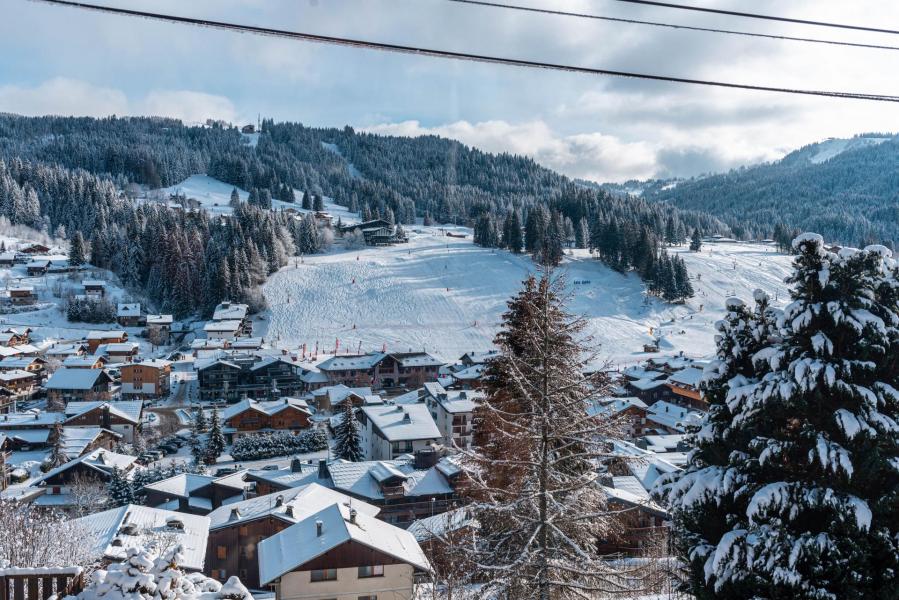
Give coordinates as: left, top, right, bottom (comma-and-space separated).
0, 568, 84, 600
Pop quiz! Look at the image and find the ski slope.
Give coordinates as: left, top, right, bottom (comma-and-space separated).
256, 230, 794, 367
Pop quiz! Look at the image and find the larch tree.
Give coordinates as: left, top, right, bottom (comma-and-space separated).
333, 400, 364, 462
659, 233, 899, 599
462, 272, 629, 599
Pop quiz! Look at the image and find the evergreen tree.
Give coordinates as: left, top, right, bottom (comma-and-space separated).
535, 211, 564, 267
313, 193, 324, 212
464, 273, 628, 598
107, 466, 135, 507
69, 230, 87, 267
333, 400, 364, 461
658, 234, 899, 599
690, 228, 703, 251
230, 187, 240, 207
193, 405, 207, 432
48, 421, 68, 467
206, 407, 226, 463
301, 191, 311, 210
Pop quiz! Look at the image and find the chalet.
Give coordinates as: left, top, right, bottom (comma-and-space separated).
598, 476, 669, 556
358, 403, 441, 461
196, 355, 305, 403
0, 387, 17, 414
645, 400, 704, 434
340, 219, 408, 246
0, 410, 65, 430
308, 384, 378, 413
142, 471, 247, 515
317, 351, 444, 389
587, 396, 650, 437
244, 457, 331, 497
95, 342, 141, 363
75, 505, 210, 572
146, 314, 174, 344
25, 259, 51, 276
58, 426, 121, 459
82, 280, 107, 298
229, 337, 264, 351
421, 382, 479, 449
19, 243, 50, 255
666, 366, 707, 410
408, 508, 477, 578
63, 354, 108, 369
0, 433, 9, 490
44, 342, 89, 361
0, 252, 15, 267
190, 338, 230, 358
0, 369, 37, 396
120, 359, 171, 397
7, 285, 35, 305
204, 320, 243, 340
0, 327, 31, 346
204, 483, 380, 587
85, 330, 128, 353
625, 375, 671, 406
220, 397, 312, 443
29, 448, 136, 509
63, 400, 143, 443
241, 124, 255, 134
258, 503, 430, 600
45, 368, 115, 405
116, 303, 145, 327
212, 301, 251, 336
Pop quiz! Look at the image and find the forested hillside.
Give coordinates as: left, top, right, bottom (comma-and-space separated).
640, 133, 899, 247
0, 113, 729, 315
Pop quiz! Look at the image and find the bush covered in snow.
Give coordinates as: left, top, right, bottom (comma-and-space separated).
57, 546, 252, 600
66, 296, 116, 323
229, 429, 328, 461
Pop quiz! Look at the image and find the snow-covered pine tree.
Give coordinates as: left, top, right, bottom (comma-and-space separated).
69, 230, 87, 266
107, 465, 135, 507
206, 408, 226, 463
655, 290, 779, 599
48, 421, 68, 467
194, 405, 207, 432
660, 233, 899, 599
463, 273, 628, 599
333, 400, 364, 461
690, 228, 703, 252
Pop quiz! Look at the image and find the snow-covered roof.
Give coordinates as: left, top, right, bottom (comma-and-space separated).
394, 353, 443, 368
424, 383, 482, 413
63, 355, 106, 367
407, 507, 476, 542
229, 337, 264, 349
0, 410, 65, 427
667, 367, 704, 388
221, 397, 311, 422
204, 320, 242, 333
245, 462, 329, 490
207, 482, 378, 531
586, 396, 648, 418
146, 314, 174, 325
60, 426, 118, 458
1, 428, 50, 444
0, 369, 35, 382
327, 457, 453, 501
459, 350, 498, 365
601, 484, 668, 518
627, 377, 669, 391
44, 343, 87, 356
86, 330, 127, 340
7, 285, 34, 292
64, 400, 143, 424
74, 504, 210, 571
317, 353, 383, 371
45, 368, 111, 390
640, 434, 687, 453
190, 339, 228, 349
81, 280, 106, 287
258, 502, 430, 584
142, 473, 216, 499
32, 448, 136, 485
212, 302, 248, 321
130, 358, 172, 369
622, 366, 666, 381
311, 384, 373, 405
646, 401, 704, 433
96, 342, 140, 354
0, 357, 43, 369
116, 303, 141, 317
360, 404, 441, 442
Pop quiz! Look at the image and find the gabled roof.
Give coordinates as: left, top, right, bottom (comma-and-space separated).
360, 404, 440, 442
258, 502, 430, 584
45, 368, 113, 390
212, 302, 248, 321
116, 303, 141, 317
408, 507, 476, 542
221, 397, 311, 422
0, 369, 35, 382
667, 367, 704, 388
146, 314, 174, 325
316, 353, 384, 371
327, 457, 453, 501
86, 330, 127, 340
646, 401, 704, 432
126, 358, 172, 369
142, 473, 217, 499
95, 342, 139, 354
311, 384, 373, 404
459, 350, 499, 365
63, 355, 107, 367
203, 320, 242, 332
0, 357, 45, 369
206, 482, 378, 531
32, 448, 136, 485
64, 400, 143, 424
60, 426, 120, 459
74, 504, 209, 571
0, 410, 65, 427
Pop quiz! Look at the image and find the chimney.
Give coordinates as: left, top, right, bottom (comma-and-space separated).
291, 456, 304, 473
349, 508, 357, 524
318, 459, 328, 479
275, 495, 284, 507
229, 508, 241, 521
284, 505, 294, 518
315, 520, 323, 537
402, 412, 412, 424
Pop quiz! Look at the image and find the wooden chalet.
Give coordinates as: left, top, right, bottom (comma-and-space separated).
120, 359, 171, 397
220, 397, 312, 443
85, 330, 128, 353
7, 286, 35, 305
44, 368, 115, 405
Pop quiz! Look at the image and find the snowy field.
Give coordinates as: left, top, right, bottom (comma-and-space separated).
257, 230, 794, 367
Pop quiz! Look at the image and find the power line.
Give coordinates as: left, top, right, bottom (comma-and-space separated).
26, 0, 899, 103
612, 0, 899, 36
447, 0, 899, 52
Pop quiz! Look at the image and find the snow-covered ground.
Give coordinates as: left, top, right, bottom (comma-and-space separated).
257, 230, 793, 368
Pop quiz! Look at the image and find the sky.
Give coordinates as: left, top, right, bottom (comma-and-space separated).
2, 0, 899, 182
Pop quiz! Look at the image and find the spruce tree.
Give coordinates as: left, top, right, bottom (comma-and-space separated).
333, 400, 364, 462
230, 188, 240, 207
659, 234, 899, 599
206, 407, 226, 463
690, 228, 703, 251
48, 421, 68, 467
464, 273, 628, 598
107, 466, 135, 507
194, 405, 207, 432
69, 231, 86, 267
313, 194, 324, 212
301, 191, 311, 210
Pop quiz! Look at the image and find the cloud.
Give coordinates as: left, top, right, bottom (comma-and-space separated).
0, 78, 240, 124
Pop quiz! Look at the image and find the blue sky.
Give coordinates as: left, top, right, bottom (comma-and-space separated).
3, 0, 899, 182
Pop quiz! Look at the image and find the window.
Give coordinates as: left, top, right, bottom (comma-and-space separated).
217, 569, 227, 580
217, 546, 227, 560
310, 569, 337, 582
358, 565, 384, 578
359, 596, 378, 600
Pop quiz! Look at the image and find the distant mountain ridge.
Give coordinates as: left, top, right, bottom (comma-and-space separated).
618, 133, 899, 247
